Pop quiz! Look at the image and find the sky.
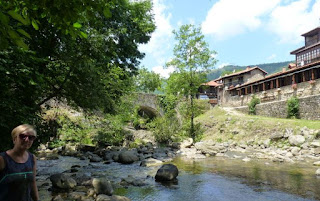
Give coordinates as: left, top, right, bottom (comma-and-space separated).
138, 0, 320, 78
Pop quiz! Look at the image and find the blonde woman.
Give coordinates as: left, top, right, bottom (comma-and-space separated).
0, 124, 39, 201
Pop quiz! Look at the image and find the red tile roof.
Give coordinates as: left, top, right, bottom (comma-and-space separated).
215, 66, 268, 81
203, 80, 222, 87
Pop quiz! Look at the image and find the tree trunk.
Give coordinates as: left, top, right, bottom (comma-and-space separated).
190, 94, 195, 140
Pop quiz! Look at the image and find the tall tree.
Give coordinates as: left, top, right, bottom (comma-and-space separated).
0, 0, 155, 151
165, 24, 217, 140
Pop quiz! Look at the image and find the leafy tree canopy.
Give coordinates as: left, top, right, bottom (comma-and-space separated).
0, 0, 155, 151
134, 67, 162, 93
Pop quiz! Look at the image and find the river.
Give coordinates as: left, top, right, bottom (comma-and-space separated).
37, 154, 320, 201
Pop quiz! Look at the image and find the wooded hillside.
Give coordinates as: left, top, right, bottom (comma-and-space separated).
207, 61, 294, 80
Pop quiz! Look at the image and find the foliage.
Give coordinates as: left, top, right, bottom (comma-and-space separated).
40, 106, 131, 149
165, 24, 217, 140
148, 98, 209, 144
147, 115, 180, 143
93, 115, 127, 147
134, 67, 162, 93
287, 96, 300, 119
0, 0, 155, 50
178, 100, 210, 120
248, 95, 260, 115
0, 0, 155, 151
158, 94, 178, 116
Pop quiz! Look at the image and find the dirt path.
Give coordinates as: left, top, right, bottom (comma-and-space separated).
222, 107, 245, 116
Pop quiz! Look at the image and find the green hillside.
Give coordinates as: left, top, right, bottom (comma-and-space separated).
207, 61, 294, 81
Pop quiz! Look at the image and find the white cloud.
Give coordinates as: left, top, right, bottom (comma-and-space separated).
139, 0, 174, 65
202, 0, 281, 40
218, 63, 230, 69
267, 54, 277, 60
267, 0, 320, 44
152, 65, 175, 78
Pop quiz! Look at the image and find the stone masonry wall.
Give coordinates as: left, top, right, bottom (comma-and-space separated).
233, 94, 320, 120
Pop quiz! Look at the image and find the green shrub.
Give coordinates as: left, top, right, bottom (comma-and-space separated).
158, 94, 178, 116
179, 121, 204, 142
248, 95, 260, 115
93, 115, 126, 146
147, 116, 180, 143
287, 96, 299, 119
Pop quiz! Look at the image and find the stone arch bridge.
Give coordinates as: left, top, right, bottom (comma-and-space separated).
134, 93, 164, 118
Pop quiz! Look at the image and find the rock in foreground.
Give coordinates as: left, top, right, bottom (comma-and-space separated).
155, 164, 179, 181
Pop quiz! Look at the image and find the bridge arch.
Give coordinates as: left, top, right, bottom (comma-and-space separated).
134, 93, 164, 117
138, 106, 159, 119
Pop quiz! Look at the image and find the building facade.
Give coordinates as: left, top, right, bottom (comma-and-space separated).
202, 27, 320, 108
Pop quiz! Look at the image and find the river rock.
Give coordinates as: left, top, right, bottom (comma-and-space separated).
50, 173, 77, 189
313, 161, 320, 166
68, 192, 86, 200
316, 169, 320, 176
300, 126, 311, 136
90, 156, 103, 162
242, 157, 251, 162
311, 141, 320, 147
180, 138, 193, 148
155, 164, 179, 181
140, 158, 163, 167
120, 175, 146, 186
314, 148, 320, 155
78, 144, 96, 152
92, 178, 113, 196
171, 138, 193, 149
118, 151, 139, 164
194, 141, 228, 155
52, 195, 64, 201
263, 139, 271, 148
288, 135, 305, 146
284, 128, 294, 138
300, 143, 309, 150
96, 194, 131, 201
270, 132, 284, 140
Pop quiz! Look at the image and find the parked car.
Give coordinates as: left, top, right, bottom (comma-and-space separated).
199, 95, 209, 100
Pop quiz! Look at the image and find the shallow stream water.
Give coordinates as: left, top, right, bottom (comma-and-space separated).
37, 155, 320, 201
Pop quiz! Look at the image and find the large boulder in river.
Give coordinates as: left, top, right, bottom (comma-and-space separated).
50, 173, 77, 189
118, 151, 139, 164
155, 164, 179, 181
92, 178, 113, 196
288, 135, 305, 146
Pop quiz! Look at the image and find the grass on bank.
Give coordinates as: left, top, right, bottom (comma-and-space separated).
196, 106, 320, 144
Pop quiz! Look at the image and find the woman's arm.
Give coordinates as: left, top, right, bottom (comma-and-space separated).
31, 155, 39, 201
0, 156, 5, 172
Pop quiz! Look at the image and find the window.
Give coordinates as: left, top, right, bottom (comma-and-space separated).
238, 76, 243, 84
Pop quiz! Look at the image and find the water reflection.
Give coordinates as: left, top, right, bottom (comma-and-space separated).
171, 157, 320, 200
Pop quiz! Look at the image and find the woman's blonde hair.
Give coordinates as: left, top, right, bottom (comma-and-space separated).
11, 124, 37, 139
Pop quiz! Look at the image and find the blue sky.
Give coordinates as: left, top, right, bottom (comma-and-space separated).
138, 0, 320, 78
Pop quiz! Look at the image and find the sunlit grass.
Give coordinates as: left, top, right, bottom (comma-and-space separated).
195, 106, 320, 143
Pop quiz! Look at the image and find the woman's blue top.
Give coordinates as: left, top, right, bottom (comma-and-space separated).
0, 151, 34, 201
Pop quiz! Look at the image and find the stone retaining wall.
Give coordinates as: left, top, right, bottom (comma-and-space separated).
233, 94, 320, 120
